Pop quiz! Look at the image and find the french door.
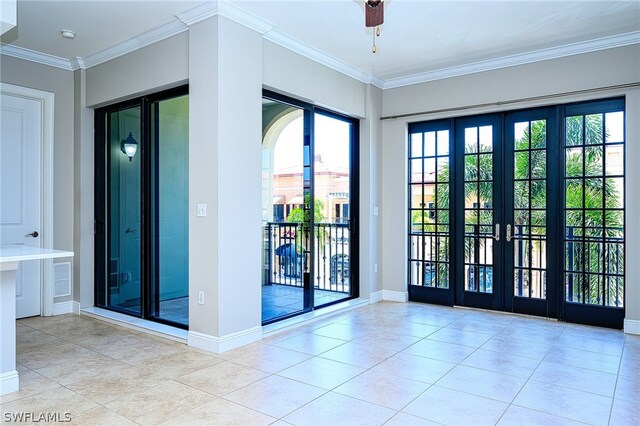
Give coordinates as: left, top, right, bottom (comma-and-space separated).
408, 99, 625, 328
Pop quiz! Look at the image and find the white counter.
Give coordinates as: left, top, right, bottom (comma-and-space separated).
0, 245, 74, 395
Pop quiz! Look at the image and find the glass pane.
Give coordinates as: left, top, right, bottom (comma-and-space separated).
585, 114, 604, 145
437, 158, 449, 182
410, 159, 423, 183
108, 106, 142, 315
514, 152, 529, 179
605, 178, 624, 208
566, 116, 583, 146
514, 181, 530, 208
479, 154, 493, 180
479, 182, 493, 207
565, 179, 583, 209
531, 180, 546, 208
605, 112, 624, 143
531, 120, 547, 148
605, 145, 624, 176
411, 184, 425, 209
530, 150, 546, 179
437, 130, 450, 155
150, 95, 189, 326
514, 122, 529, 150
262, 100, 306, 323
465, 183, 478, 206
479, 126, 493, 152
465, 155, 478, 181
436, 184, 449, 208
565, 148, 583, 177
410, 133, 423, 158
314, 113, 353, 305
584, 178, 603, 208
425, 131, 436, 156
465, 127, 478, 153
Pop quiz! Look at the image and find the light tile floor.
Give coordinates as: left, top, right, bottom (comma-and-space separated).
2, 302, 639, 425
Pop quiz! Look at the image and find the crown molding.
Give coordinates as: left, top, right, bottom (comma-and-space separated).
0, 43, 73, 71
81, 19, 188, 69
264, 28, 373, 85
382, 31, 640, 89
69, 56, 84, 71
175, 0, 218, 26
218, 0, 275, 35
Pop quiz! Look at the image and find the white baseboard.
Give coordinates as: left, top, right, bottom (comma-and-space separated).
369, 290, 383, 304
188, 326, 262, 354
0, 370, 19, 396
624, 319, 640, 335
52, 301, 80, 316
382, 290, 408, 303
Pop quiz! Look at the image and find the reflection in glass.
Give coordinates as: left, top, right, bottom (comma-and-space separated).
150, 95, 189, 325
108, 106, 142, 314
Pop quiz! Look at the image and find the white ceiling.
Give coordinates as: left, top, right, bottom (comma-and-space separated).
1, 0, 639, 84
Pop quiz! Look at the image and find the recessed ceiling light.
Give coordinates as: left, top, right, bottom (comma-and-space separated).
60, 30, 76, 40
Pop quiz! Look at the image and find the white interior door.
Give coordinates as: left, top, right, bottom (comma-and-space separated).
0, 93, 42, 318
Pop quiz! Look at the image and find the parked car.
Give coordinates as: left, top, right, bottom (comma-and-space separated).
330, 254, 349, 284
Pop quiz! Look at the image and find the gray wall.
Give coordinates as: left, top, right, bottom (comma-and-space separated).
380, 44, 640, 327
0, 56, 75, 253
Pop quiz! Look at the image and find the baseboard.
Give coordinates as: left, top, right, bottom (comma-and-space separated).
188, 326, 262, 354
0, 370, 19, 395
624, 319, 640, 335
382, 290, 408, 303
369, 290, 383, 304
52, 301, 80, 316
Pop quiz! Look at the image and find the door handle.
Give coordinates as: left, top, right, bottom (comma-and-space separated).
506, 224, 512, 242
492, 224, 500, 241
26, 231, 39, 238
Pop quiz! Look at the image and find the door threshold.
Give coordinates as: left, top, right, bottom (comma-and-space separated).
81, 307, 187, 343
452, 305, 560, 321
262, 298, 368, 337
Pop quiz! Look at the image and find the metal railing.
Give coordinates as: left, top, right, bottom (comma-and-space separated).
262, 222, 350, 293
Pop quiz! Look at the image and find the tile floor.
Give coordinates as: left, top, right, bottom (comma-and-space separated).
2, 302, 639, 426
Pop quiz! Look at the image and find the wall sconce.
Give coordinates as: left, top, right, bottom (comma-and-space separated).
120, 132, 138, 161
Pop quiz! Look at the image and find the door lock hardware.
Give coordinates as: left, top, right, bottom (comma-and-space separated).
25, 231, 39, 238
492, 223, 500, 241
506, 224, 512, 242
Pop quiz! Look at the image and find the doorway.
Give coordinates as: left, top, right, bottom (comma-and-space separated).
95, 86, 189, 328
408, 98, 625, 328
261, 91, 359, 324
0, 84, 54, 318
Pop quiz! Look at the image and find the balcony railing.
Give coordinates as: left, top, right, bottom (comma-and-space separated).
263, 222, 350, 293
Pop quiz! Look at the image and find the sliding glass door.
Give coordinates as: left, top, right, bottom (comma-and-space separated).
261, 91, 358, 324
95, 86, 189, 328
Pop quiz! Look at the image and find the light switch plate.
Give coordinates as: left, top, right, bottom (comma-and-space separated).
197, 203, 207, 217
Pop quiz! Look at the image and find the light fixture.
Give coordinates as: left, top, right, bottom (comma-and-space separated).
365, 0, 384, 53
120, 132, 138, 161
60, 29, 76, 40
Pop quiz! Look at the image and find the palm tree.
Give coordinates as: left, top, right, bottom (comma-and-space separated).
411, 115, 623, 304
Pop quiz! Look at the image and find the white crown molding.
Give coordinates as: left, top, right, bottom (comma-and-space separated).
264, 28, 373, 84
0, 43, 73, 71
383, 31, 640, 89
175, 0, 218, 26
69, 56, 84, 71
218, 0, 275, 35
81, 19, 188, 69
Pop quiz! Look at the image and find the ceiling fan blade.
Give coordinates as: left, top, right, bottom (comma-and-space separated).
365, 0, 384, 27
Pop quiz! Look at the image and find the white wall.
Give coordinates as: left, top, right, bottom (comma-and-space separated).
380, 45, 640, 329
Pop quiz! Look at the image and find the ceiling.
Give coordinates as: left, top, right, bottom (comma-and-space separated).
2, 0, 639, 85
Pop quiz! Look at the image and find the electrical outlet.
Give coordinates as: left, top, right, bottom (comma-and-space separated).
373, 207, 379, 216
197, 203, 207, 217
374, 263, 378, 273
198, 291, 205, 305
